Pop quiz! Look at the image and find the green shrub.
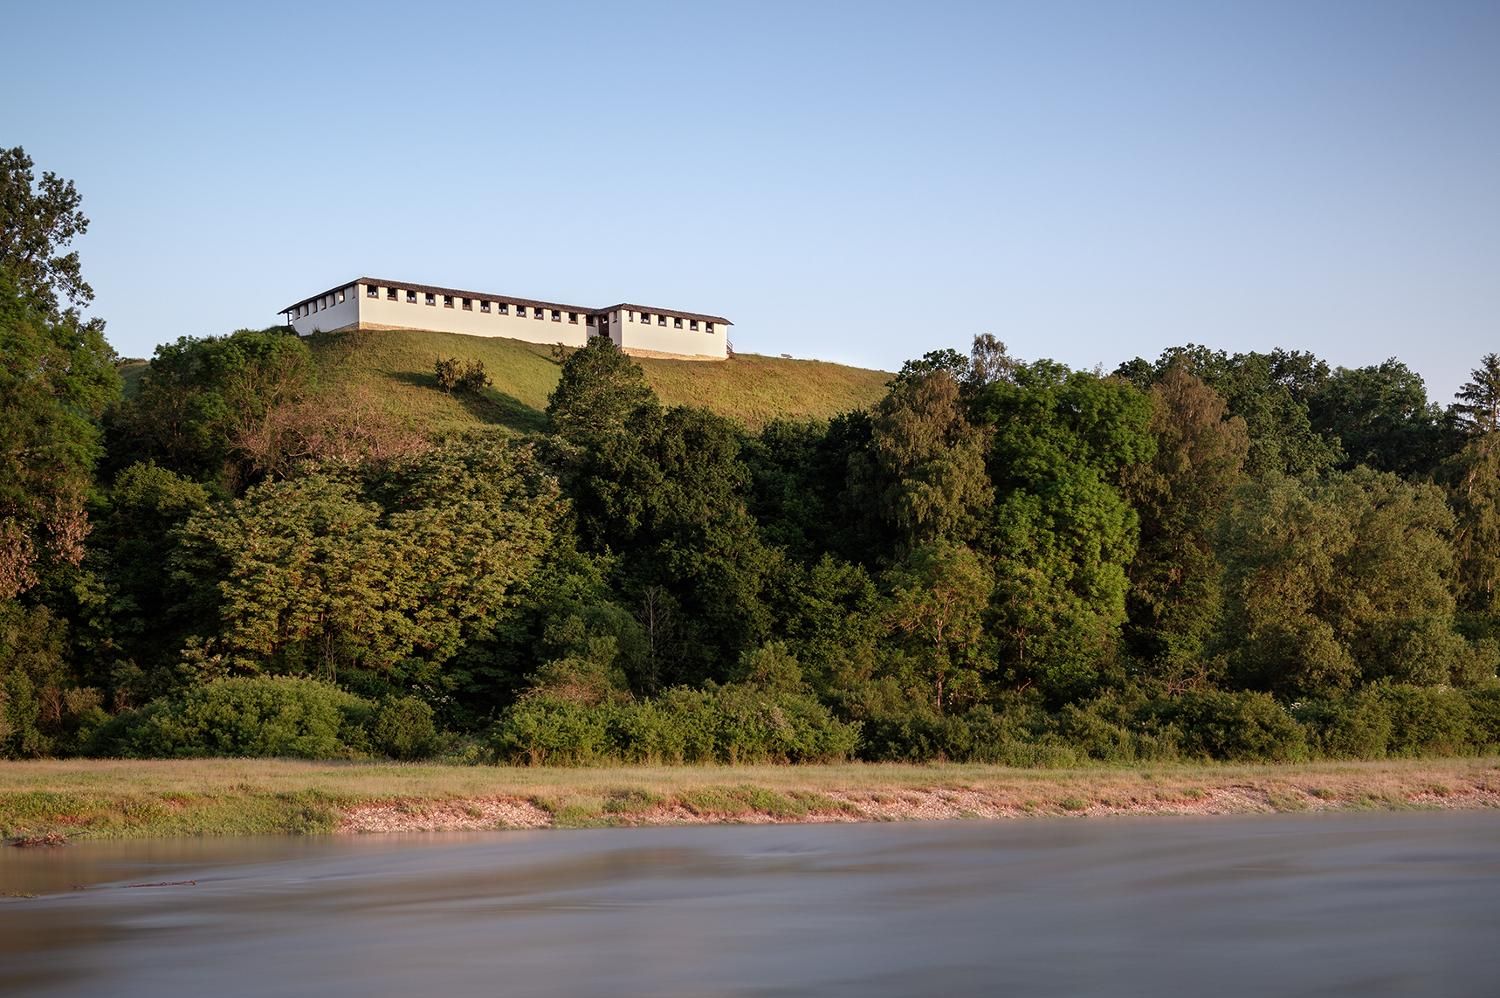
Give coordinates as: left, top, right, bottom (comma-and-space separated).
491, 684, 858, 766
130, 676, 373, 759
433, 357, 491, 395
1157, 690, 1307, 762
1295, 692, 1394, 759
491, 695, 615, 765
370, 696, 439, 760
1372, 685, 1475, 756
1465, 687, 1500, 749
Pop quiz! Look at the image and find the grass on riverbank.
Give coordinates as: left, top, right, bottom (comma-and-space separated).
4, 757, 1498, 842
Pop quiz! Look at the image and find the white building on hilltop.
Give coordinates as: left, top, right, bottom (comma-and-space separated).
280, 278, 732, 360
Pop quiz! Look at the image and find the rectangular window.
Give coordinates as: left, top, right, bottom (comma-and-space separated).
387, 287, 398, 300
366, 285, 378, 298
498, 302, 509, 315
690, 320, 698, 331
640, 312, 650, 324
568, 312, 578, 324
706, 322, 715, 334
407, 290, 418, 303
628, 311, 635, 322
552, 310, 562, 322
534, 307, 544, 319
480, 300, 491, 313
673, 317, 682, 329
443, 295, 455, 308
657, 315, 667, 326
462, 298, 473, 310
336, 290, 345, 304
424, 293, 436, 306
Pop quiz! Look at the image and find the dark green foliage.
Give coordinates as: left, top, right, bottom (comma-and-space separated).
1371, 685, 1475, 757
569, 403, 780, 687
1152, 689, 1307, 762
546, 336, 658, 442
128, 676, 374, 759
9, 166, 1499, 769
88, 462, 211, 703
0, 603, 106, 757
0, 146, 93, 318
1122, 365, 1248, 677
370, 696, 439, 760
1452, 354, 1500, 435
1219, 469, 1471, 695
974, 361, 1155, 701
106, 327, 315, 489
1307, 359, 1453, 476
0, 273, 119, 598
1119, 346, 1339, 478
433, 356, 491, 395
491, 683, 860, 766
173, 438, 560, 687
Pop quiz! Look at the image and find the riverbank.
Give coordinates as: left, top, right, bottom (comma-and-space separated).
3, 757, 1498, 842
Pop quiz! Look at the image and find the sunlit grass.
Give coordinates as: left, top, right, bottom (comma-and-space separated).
304, 328, 891, 436
2, 757, 1495, 840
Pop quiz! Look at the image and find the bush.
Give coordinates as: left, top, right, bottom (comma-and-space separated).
129, 676, 373, 759
370, 696, 439, 760
1465, 687, 1500, 749
1372, 685, 1475, 756
1155, 690, 1307, 762
434, 357, 491, 395
491, 695, 615, 765
1296, 692, 1394, 759
491, 684, 859, 766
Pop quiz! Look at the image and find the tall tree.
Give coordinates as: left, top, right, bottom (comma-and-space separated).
1219, 469, 1473, 696
0, 276, 118, 599
1118, 346, 1338, 477
0, 146, 93, 318
1122, 365, 1249, 680
1452, 353, 1500, 435
546, 336, 658, 443
106, 328, 316, 491
1308, 359, 1450, 476
867, 370, 993, 551
883, 542, 993, 714
973, 361, 1155, 701
1443, 432, 1500, 622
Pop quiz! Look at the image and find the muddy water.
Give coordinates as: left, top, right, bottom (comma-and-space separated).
2, 812, 1498, 997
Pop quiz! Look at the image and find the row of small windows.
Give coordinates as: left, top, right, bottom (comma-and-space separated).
364, 284, 585, 323
293, 288, 350, 318
601, 310, 715, 334
292, 286, 716, 335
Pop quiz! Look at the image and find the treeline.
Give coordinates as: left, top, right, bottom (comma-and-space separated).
3, 147, 1500, 764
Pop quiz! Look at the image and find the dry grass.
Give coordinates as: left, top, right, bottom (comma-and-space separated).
3, 757, 1497, 841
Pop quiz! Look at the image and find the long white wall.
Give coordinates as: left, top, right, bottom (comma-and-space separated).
288, 286, 359, 335
352, 283, 590, 347
616, 307, 728, 359
285, 282, 730, 359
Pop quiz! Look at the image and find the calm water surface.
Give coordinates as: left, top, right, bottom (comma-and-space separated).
2, 811, 1497, 997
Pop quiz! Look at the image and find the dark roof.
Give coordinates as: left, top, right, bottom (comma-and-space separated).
281, 278, 731, 325
592, 303, 733, 326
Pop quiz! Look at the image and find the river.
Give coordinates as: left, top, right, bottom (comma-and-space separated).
3, 811, 1497, 997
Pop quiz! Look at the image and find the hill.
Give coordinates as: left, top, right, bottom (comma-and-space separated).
301, 328, 892, 435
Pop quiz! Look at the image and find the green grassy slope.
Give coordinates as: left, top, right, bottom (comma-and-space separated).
305, 328, 892, 435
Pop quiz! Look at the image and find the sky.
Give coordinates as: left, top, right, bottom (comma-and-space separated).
3, 0, 1497, 401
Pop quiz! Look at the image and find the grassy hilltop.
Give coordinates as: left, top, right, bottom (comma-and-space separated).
297, 328, 892, 435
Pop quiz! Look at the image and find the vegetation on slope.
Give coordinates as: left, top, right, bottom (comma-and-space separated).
304, 327, 892, 435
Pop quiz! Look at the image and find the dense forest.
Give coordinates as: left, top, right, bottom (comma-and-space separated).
5, 148, 1500, 765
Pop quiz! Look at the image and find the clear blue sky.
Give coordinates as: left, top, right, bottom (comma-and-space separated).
4, 0, 1497, 401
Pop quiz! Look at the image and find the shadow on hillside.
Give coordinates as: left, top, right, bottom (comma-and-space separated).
390, 371, 549, 435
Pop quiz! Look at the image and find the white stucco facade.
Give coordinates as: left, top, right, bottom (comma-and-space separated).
282, 279, 731, 360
